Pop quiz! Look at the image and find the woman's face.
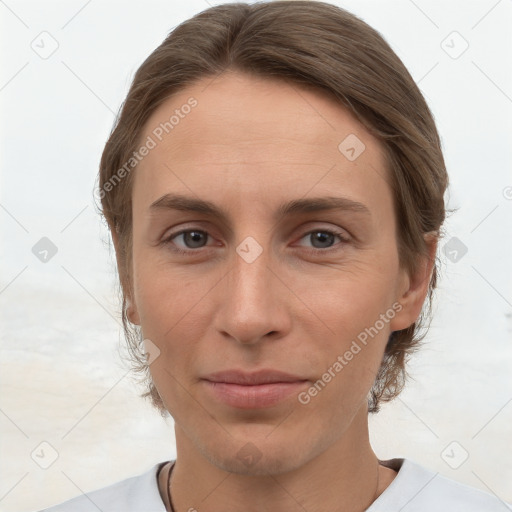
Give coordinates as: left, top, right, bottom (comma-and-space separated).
127, 71, 430, 474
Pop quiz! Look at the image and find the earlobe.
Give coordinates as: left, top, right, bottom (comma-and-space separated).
126, 298, 141, 325
389, 233, 438, 332
111, 226, 140, 326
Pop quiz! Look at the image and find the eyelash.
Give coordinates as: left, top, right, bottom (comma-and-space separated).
161, 228, 349, 256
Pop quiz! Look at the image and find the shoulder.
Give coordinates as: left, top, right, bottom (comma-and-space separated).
369, 458, 509, 511
35, 461, 169, 512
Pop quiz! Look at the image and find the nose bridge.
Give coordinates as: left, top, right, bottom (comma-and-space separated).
215, 234, 287, 344
230, 235, 274, 311
228, 209, 274, 299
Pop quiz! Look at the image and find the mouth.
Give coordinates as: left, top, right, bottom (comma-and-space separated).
201, 369, 309, 409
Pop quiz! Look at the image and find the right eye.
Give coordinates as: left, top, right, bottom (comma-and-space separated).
162, 229, 212, 255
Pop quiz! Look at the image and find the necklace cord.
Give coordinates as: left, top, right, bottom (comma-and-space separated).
166, 459, 385, 511
166, 461, 176, 512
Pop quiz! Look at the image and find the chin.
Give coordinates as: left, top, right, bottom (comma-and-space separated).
196, 423, 326, 476
207, 445, 306, 476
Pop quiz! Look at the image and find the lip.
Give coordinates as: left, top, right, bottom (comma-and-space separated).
201, 369, 309, 409
202, 369, 306, 385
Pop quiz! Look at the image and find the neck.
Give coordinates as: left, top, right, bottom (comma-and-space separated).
166, 405, 395, 512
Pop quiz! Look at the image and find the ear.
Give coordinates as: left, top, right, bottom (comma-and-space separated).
389, 232, 438, 332
111, 225, 141, 326
125, 298, 141, 326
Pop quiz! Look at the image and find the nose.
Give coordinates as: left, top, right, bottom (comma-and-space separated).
213, 239, 291, 346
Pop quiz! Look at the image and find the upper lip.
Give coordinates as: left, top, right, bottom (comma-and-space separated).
202, 369, 308, 385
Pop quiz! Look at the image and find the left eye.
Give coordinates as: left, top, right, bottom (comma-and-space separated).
296, 229, 348, 250
165, 230, 210, 252
162, 228, 348, 255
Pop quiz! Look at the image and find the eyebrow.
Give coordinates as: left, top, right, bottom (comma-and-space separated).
149, 193, 372, 224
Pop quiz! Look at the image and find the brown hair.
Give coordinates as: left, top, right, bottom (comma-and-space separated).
98, 1, 449, 415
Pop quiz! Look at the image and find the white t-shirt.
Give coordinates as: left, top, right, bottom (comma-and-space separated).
37, 458, 508, 511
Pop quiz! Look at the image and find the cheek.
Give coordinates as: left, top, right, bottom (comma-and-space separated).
134, 268, 208, 414
294, 261, 397, 343
294, 345, 383, 441
297, 313, 388, 423
293, 264, 397, 396
133, 251, 204, 326
132, 262, 205, 367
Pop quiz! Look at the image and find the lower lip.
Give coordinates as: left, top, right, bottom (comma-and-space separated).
202, 380, 309, 409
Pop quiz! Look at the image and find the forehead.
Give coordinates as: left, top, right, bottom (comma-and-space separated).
133, 71, 392, 223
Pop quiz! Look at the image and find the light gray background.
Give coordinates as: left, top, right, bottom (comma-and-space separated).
1, 0, 511, 510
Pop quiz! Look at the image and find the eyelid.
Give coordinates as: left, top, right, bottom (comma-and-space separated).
160, 221, 217, 244
161, 228, 214, 252
294, 227, 350, 251
161, 224, 350, 255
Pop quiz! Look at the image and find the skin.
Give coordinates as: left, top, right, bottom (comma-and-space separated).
114, 70, 437, 511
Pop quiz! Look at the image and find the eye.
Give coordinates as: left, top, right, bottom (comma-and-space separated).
162, 229, 211, 255
161, 227, 349, 256
296, 229, 349, 251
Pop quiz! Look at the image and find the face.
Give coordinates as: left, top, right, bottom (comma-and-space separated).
124, 71, 429, 475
